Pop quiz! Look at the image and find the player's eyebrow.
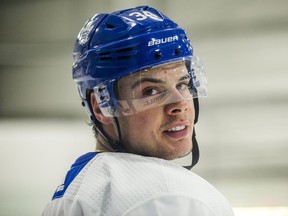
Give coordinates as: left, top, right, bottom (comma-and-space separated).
131, 78, 165, 90
179, 74, 190, 81
131, 74, 190, 90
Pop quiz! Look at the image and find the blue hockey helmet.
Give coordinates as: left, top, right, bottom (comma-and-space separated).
72, 5, 206, 117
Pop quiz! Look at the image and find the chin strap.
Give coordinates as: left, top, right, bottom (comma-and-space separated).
183, 128, 199, 170
183, 98, 200, 170
191, 130, 200, 167
112, 117, 128, 152
90, 114, 127, 153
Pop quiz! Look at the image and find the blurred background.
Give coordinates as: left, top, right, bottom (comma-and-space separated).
0, 0, 287, 215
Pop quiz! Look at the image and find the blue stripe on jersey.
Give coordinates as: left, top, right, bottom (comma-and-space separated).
52, 152, 99, 200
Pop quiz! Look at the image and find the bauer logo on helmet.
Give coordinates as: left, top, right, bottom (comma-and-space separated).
148, 36, 178, 47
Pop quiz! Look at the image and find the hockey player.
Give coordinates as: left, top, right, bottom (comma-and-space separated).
42, 6, 234, 215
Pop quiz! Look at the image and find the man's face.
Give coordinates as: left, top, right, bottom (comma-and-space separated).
116, 61, 195, 160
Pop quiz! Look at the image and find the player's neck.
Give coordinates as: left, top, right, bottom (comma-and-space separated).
95, 135, 114, 152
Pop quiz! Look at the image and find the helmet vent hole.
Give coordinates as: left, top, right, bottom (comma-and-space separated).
116, 47, 134, 53
155, 52, 162, 59
105, 23, 115, 29
100, 57, 112, 61
118, 55, 132, 60
99, 52, 111, 55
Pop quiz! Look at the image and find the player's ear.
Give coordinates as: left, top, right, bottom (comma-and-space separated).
90, 93, 114, 125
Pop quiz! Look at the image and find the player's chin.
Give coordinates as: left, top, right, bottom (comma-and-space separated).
164, 141, 192, 160
176, 145, 192, 159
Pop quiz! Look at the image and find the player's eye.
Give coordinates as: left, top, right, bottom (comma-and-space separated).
141, 87, 161, 97
176, 81, 190, 91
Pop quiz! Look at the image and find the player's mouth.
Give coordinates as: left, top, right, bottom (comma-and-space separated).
163, 123, 190, 139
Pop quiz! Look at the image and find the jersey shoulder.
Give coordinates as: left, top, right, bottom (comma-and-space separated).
43, 152, 234, 216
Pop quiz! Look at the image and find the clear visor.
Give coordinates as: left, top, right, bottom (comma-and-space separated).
94, 56, 207, 117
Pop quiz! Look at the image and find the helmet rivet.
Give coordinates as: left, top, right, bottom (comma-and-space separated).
175, 48, 181, 55
155, 52, 162, 59
81, 101, 85, 107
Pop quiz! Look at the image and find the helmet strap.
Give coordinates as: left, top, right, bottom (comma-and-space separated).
112, 117, 128, 152
183, 128, 199, 170
183, 98, 200, 169
85, 88, 124, 152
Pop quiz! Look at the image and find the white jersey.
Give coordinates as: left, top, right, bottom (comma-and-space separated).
42, 152, 234, 216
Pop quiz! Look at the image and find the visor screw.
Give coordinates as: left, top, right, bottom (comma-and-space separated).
98, 87, 105, 92
81, 101, 85, 107
155, 52, 162, 59
174, 48, 181, 55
